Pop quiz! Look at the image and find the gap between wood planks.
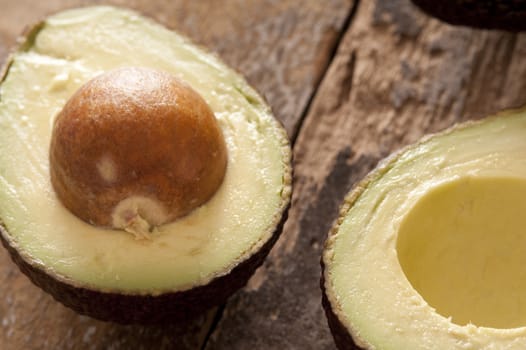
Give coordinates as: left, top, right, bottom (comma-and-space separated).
290, 0, 361, 145
199, 1, 361, 349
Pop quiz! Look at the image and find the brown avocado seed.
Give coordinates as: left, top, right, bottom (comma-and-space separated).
49, 67, 227, 236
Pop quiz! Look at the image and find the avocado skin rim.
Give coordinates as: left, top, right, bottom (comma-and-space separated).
321, 260, 363, 350
0, 199, 289, 324
411, 0, 526, 31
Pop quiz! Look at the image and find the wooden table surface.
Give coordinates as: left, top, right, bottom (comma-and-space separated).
1, 0, 526, 349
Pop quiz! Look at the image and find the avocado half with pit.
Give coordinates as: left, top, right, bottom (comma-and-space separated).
411, 0, 526, 31
0, 6, 291, 324
322, 109, 526, 349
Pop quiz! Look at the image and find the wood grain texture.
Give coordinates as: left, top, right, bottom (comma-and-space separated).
4, 0, 526, 348
207, 0, 526, 349
0, 1, 350, 349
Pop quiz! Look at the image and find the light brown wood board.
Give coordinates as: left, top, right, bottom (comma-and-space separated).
1, 0, 526, 349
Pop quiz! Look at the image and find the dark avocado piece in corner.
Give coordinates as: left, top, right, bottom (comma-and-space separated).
411, 0, 526, 31
0, 6, 292, 324
322, 108, 526, 349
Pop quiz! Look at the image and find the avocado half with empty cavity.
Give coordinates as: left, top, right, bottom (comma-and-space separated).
410, 0, 526, 31
322, 108, 526, 349
0, 6, 291, 324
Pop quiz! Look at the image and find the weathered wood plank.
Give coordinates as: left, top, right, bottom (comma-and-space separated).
0, 1, 350, 349
207, 0, 526, 349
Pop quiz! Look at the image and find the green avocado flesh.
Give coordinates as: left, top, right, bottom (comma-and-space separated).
0, 7, 290, 293
323, 110, 526, 349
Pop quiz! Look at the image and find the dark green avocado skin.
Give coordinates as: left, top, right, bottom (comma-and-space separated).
411, 0, 526, 31
0, 202, 289, 324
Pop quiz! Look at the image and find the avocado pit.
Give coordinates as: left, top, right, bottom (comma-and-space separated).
49, 67, 228, 236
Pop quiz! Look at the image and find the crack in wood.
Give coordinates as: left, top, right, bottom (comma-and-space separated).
291, 0, 360, 144
334, 52, 356, 114
200, 305, 225, 350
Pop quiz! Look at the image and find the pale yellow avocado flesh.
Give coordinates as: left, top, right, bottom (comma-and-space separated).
324, 110, 526, 349
398, 176, 526, 330
0, 7, 290, 293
